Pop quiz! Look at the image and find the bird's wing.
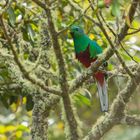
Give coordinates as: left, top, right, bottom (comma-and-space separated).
89, 40, 103, 58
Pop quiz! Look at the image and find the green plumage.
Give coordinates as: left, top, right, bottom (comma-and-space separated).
70, 25, 109, 112
70, 26, 102, 58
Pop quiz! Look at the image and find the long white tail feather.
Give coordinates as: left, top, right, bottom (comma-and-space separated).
96, 78, 108, 112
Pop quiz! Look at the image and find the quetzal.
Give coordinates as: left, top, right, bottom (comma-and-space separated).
70, 25, 108, 112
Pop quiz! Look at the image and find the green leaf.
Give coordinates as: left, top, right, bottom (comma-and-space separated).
27, 24, 35, 42
111, 0, 120, 17
119, 50, 132, 61
98, 0, 112, 8
75, 93, 91, 107
21, 27, 29, 41
23, 53, 29, 60
108, 63, 114, 70
7, 7, 16, 26
15, 5, 25, 15
17, 125, 29, 132
133, 56, 140, 62
30, 22, 38, 32
22, 24, 35, 42
98, 0, 106, 8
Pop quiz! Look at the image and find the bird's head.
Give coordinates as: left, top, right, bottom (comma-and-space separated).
70, 25, 84, 38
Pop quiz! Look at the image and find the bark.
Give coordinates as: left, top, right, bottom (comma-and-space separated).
31, 95, 50, 140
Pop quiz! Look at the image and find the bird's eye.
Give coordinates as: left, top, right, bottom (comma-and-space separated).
75, 28, 79, 31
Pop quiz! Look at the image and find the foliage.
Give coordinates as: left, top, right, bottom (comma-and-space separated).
0, 0, 140, 140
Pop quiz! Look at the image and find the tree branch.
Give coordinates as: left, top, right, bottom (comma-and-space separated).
81, 0, 140, 139
127, 28, 140, 35
32, 0, 81, 139
45, 2, 80, 139
32, 0, 49, 10
69, 48, 113, 93
121, 115, 140, 126
60, 0, 138, 99
57, 5, 91, 36
83, 115, 118, 140
118, 0, 139, 40
98, 11, 138, 64
83, 65, 140, 140
0, 16, 61, 96
88, 0, 135, 79
31, 95, 50, 140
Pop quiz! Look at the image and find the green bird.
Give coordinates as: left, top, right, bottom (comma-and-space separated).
70, 25, 108, 112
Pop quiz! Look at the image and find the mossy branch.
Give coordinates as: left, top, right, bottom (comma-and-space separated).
32, 0, 81, 139
88, 0, 135, 79
0, 16, 61, 96
121, 115, 140, 126
79, 0, 140, 140
83, 65, 140, 140
31, 95, 50, 140
65, 0, 138, 94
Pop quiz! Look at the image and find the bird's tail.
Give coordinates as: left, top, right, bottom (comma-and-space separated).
94, 72, 108, 112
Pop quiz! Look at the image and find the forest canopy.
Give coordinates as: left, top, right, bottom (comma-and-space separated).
0, 0, 140, 140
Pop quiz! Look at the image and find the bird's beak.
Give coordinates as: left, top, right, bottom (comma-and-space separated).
70, 31, 74, 37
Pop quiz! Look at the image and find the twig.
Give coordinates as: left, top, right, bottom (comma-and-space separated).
57, 18, 81, 36
98, 11, 116, 36
118, 0, 139, 40
82, 0, 140, 139
57, 5, 91, 36
88, 0, 135, 79
84, 15, 101, 26
68, 0, 100, 27
83, 66, 140, 140
121, 114, 140, 126
98, 10, 138, 64
65, 0, 138, 95
119, 42, 138, 64
112, 41, 134, 78
32, 0, 49, 10
68, 0, 82, 11
127, 28, 140, 35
